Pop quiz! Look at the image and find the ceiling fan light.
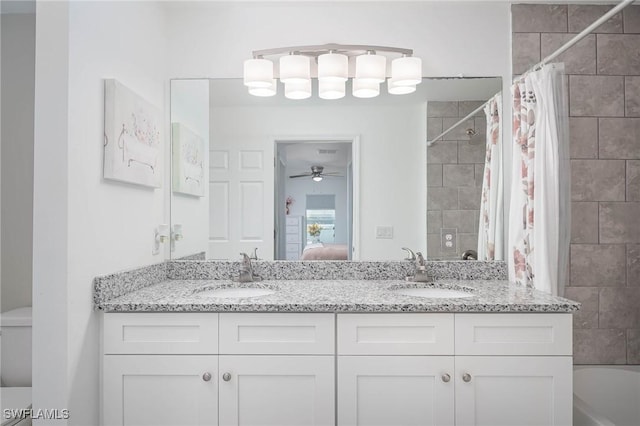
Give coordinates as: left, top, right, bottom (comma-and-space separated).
391, 56, 422, 86
243, 58, 274, 88
279, 54, 311, 84
312, 176, 323, 182
284, 80, 312, 100
318, 52, 348, 82
355, 52, 386, 84
248, 79, 277, 97
387, 78, 416, 95
352, 78, 380, 98
319, 80, 345, 100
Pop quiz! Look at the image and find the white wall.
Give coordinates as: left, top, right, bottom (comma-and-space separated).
1, 12, 35, 312
211, 104, 426, 260
164, 2, 510, 79
34, 2, 168, 424
31, 1, 513, 423
170, 79, 210, 258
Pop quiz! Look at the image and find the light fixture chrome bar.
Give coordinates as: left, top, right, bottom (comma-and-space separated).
253, 43, 413, 58
515, 0, 635, 80
427, 102, 487, 147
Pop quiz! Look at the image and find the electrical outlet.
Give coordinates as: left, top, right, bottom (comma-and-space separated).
375, 226, 394, 239
441, 228, 457, 251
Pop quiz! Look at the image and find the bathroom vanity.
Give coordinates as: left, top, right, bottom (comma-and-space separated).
96, 267, 579, 426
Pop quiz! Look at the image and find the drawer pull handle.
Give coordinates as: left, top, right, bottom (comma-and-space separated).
202, 372, 212, 382
441, 374, 451, 383
462, 373, 472, 383
223, 372, 232, 382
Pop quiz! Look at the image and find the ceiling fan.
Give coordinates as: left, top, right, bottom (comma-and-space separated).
289, 165, 343, 182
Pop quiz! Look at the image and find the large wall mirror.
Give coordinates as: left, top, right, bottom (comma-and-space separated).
170, 77, 503, 262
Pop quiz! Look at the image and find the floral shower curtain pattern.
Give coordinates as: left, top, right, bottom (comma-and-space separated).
508, 64, 570, 296
477, 93, 504, 261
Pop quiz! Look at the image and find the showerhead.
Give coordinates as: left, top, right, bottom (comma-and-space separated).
465, 128, 483, 145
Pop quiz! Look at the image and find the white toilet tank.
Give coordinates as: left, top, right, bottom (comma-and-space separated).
0, 307, 32, 387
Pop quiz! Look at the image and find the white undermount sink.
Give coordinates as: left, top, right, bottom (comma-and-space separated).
194, 285, 277, 299
390, 285, 475, 299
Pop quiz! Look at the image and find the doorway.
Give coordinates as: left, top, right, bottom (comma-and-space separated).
274, 138, 359, 261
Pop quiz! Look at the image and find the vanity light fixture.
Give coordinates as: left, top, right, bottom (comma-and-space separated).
243, 43, 422, 100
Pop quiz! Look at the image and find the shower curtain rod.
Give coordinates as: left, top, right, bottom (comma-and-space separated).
427, 0, 635, 147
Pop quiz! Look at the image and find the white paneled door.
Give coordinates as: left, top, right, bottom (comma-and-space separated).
103, 355, 218, 426
337, 356, 455, 426
454, 356, 572, 426
209, 144, 274, 260
218, 355, 335, 426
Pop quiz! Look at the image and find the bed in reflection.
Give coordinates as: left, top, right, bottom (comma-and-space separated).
300, 243, 349, 260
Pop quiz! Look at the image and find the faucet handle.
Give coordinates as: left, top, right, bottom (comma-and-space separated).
415, 252, 426, 267
250, 248, 259, 260
401, 247, 416, 261
239, 252, 250, 262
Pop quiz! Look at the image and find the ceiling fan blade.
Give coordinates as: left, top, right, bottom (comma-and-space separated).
289, 173, 312, 178
320, 174, 344, 178
321, 172, 342, 175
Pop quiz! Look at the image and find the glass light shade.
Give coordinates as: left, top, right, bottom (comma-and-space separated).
248, 79, 277, 97
355, 53, 386, 83
318, 53, 348, 82
312, 176, 323, 182
352, 78, 380, 98
319, 80, 345, 100
391, 56, 422, 86
279, 55, 311, 84
284, 80, 312, 100
387, 78, 416, 95
243, 58, 273, 88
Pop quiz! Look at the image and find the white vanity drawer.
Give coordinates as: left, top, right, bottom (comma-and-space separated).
103, 313, 218, 355
286, 225, 299, 234
286, 234, 300, 243
286, 216, 300, 226
454, 313, 572, 356
286, 243, 300, 253
219, 313, 334, 355
337, 313, 454, 355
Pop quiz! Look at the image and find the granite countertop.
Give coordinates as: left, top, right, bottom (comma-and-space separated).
96, 278, 580, 313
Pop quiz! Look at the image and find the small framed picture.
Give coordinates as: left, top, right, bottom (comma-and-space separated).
172, 122, 205, 197
103, 79, 163, 188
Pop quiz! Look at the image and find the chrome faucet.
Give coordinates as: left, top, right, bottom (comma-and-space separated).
406, 251, 432, 282
401, 247, 417, 261
249, 247, 259, 260
236, 253, 261, 282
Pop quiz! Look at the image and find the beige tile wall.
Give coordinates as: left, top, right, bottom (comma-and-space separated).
426, 101, 485, 260
512, 4, 640, 364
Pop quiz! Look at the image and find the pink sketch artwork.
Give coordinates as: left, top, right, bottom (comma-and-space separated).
172, 123, 205, 197
103, 79, 163, 188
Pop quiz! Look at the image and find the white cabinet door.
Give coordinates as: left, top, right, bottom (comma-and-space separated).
103, 355, 217, 426
455, 356, 572, 426
337, 356, 454, 426
219, 355, 334, 426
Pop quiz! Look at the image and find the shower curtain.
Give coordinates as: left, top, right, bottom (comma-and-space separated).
508, 64, 570, 296
477, 93, 503, 261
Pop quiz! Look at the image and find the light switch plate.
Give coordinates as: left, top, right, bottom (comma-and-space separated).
375, 226, 394, 239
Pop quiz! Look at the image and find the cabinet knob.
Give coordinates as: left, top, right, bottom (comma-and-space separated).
462, 373, 472, 383
222, 372, 232, 382
202, 372, 212, 382
441, 373, 451, 383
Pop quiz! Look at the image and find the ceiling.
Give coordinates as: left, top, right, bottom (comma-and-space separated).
278, 142, 352, 174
